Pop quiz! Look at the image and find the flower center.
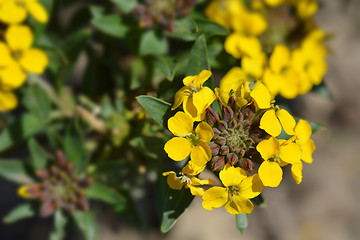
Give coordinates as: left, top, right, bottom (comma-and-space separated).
11, 50, 23, 60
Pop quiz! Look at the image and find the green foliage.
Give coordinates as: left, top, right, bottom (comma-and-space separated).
0, 160, 33, 184
28, 138, 50, 170
139, 30, 169, 56
3, 203, 36, 224
111, 0, 137, 13
49, 210, 68, 240
85, 182, 126, 211
136, 95, 172, 127
73, 211, 98, 240
92, 14, 128, 38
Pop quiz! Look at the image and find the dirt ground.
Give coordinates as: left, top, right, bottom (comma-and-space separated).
98, 1, 360, 240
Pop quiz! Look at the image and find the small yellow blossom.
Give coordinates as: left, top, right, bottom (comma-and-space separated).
257, 137, 302, 187
163, 161, 215, 197
0, 90, 18, 111
0, 0, 48, 24
164, 111, 213, 166
225, 33, 262, 59
295, 0, 318, 19
172, 70, 216, 121
202, 165, 263, 214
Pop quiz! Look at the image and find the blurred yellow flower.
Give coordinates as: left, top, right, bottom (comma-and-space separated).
172, 70, 216, 121
0, 0, 48, 24
164, 111, 213, 166
202, 165, 263, 214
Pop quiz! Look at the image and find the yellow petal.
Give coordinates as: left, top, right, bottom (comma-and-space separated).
5, 25, 33, 51
291, 162, 303, 184
244, 12, 267, 36
0, 61, 27, 91
172, 86, 190, 110
164, 137, 191, 161
191, 177, 215, 186
258, 160, 283, 187
264, 0, 284, 7
195, 122, 214, 142
279, 142, 302, 164
260, 110, 282, 137
163, 171, 184, 190
301, 139, 316, 164
0, 90, 18, 111
202, 186, 228, 210
19, 48, 48, 74
183, 96, 199, 120
219, 165, 247, 187
262, 68, 282, 97
215, 87, 229, 106
188, 185, 206, 197
294, 119, 312, 145
239, 174, 263, 199
270, 44, 290, 74
26, 1, 48, 23
242, 52, 266, 78
250, 82, 271, 109
219, 67, 247, 94
192, 70, 212, 90
225, 195, 253, 215
0, 1, 26, 24
0, 42, 12, 66
192, 87, 216, 118
190, 142, 212, 167
224, 33, 243, 59
182, 161, 205, 176
167, 111, 193, 136
276, 109, 296, 135
256, 137, 279, 160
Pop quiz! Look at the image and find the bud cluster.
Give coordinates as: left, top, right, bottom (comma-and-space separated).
133, 0, 196, 31
19, 151, 92, 217
206, 97, 268, 172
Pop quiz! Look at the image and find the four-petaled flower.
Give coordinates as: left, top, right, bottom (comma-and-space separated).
202, 165, 263, 215
0, 0, 48, 24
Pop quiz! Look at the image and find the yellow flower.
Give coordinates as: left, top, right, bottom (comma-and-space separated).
264, 0, 285, 7
296, 0, 318, 19
225, 33, 262, 59
215, 67, 250, 107
0, 0, 48, 24
202, 165, 263, 214
0, 90, 18, 111
257, 137, 302, 187
163, 161, 215, 197
172, 70, 216, 121
242, 51, 267, 79
164, 111, 213, 166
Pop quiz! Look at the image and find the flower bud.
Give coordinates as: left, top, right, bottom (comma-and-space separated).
238, 149, 246, 158
229, 119, 237, 129
212, 128, 221, 138
227, 153, 238, 166
211, 156, 225, 171
215, 137, 226, 146
246, 138, 255, 146
209, 142, 220, 155
40, 201, 55, 218
228, 96, 236, 110
36, 169, 49, 180
55, 150, 68, 169
236, 109, 244, 123
239, 158, 254, 173
220, 146, 229, 155
206, 107, 220, 126
221, 106, 234, 122
217, 120, 228, 132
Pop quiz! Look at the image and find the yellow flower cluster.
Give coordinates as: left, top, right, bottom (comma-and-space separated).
163, 70, 315, 215
0, 1, 48, 111
206, 0, 328, 99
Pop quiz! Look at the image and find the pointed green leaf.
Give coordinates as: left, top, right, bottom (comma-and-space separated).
73, 211, 98, 240
64, 120, 87, 174
136, 95, 172, 127
0, 160, 33, 184
235, 214, 248, 234
160, 188, 195, 233
111, 0, 137, 13
193, 18, 229, 38
22, 83, 52, 122
139, 30, 168, 55
85, 182, 126, 211
49, 210, 67, 240
154, 56, 177, 81
3, 203, 35, 224
28, 138, 50, 170
0, 113, 45, 152
92, 14, 128, 38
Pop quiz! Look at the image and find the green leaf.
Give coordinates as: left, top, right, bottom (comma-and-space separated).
3, 203, 35, 224
49, 210, 68, 240
0, 160, 33, 184
73, 211, 98, 240
85, 182, 126, 211
89, 5, 104, 19
64, 120, 87, 174
308, 120, 326, 134
62, 29, 92, 62
193, 18, 229, 38
22, 83, 52, 122
111, 0, 137, 13
0, 113, 45, 152
166, 18, 197, 41
28, 138, 50, 170
186, 35, 213, 88
92, 14, 128, 38
160, 189, 195, 233
136, 95, 172, 127
312, 82, 333, 100
235, 214, 248, 233
154, 56, 177, 81
139, 30, 168, 55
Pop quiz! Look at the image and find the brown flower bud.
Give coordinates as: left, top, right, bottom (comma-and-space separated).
35, 169, 49, 180
228, 96, 236, 110
236, 109, 244, 123
215, 137, 226, 146
239, 158, 254, 173
229, 119, 237, 129
40, 200, 55, 218
209, 142, 220, 155
206, 107, 220, 126
227, 153, 238, 166
217, 120, 228, 132
211, 156, 225, 171
220, 146, 229, 155
246, 138, 255, 146
222, 106, 234, 122
78, 178, 93, 188
229, 144, 237, 153
238, 149, 246, 158
212, 128, 221, 138
55, 150, 68, 168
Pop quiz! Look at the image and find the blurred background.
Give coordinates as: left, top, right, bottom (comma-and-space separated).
1, 0, 360, 239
